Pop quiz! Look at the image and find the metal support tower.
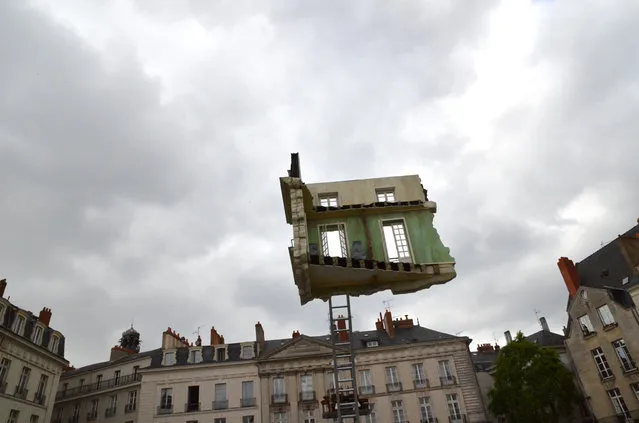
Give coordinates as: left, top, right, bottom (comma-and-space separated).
329, 295, 360, 423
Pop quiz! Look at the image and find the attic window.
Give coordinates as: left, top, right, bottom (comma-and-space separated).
622, 276, 629, 285
216, 347, 226, 361
32, 325, 44, 345
366, 340, 379, 348
318, 193, 338, 207
163, 351, 176, 366
12, 314, 26, 336
188, 349, 203, 364
49, 334, 60, 354
241, 345, 254, 359
376, 188, 395, 202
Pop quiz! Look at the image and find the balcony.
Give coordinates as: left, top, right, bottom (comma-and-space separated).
299, 390, 317, 402
448, 415, 467, 423
440, 376, 457, 386
56, 373, 141, 401
68, 415, 79, 423
386, 382, 403, 393
14, 386, 28, 400
359, 385, 375, 395
125, 403, 136, 413
86, 412, 97, 421
241, 397, 256, 407
185, 402, 201, 412
271, 393, 289, 405
421, 418, 438, 423
157, 406, 173, 415
105, 407, 116, 418
414, 378, 429, 389
213, 399, 228, 410
34, 392, 47, 405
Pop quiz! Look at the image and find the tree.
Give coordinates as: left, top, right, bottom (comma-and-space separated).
488, 331, 579, 423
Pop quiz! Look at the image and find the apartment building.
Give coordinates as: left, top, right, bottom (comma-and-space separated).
558, 221, 639, 423
257, 310, 487, 423
52, 326, 157, 423
137, 326, 260, 423
0, 279, 68, 423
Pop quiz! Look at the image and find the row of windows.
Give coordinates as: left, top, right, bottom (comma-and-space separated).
590, 338, 636, 378
607, 385, 639, 420
317, 188, 397, 207
158, 381, 256, 414
577, 303, 617, 336
0, 358, 49, 405
6, 411, 40, 423
162, 345, 255, 366
0, 304, 60, 354
54, 390, 138, 422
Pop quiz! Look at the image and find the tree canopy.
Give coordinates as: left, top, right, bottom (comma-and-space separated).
488, 331, 579, 423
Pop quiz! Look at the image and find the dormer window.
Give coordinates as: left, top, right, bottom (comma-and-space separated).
32, 325, 44, 345
241, 344, 255, 359
163, 351, 177, 366
216, 347, 226, 361
12, 314, 26, 335
188, 348, 203, 364
376, 188, 395, 202
318, 193, 338, 207
49, 334, 60, 354
366, 340, 379, 348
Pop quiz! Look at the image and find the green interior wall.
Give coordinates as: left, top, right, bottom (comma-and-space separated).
307, 210, 454, 264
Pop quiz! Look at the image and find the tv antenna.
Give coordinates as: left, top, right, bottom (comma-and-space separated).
383, 298, 393, 313
534, 308, 541, 320
193, 325, 204, 337
455, 330, 464, 336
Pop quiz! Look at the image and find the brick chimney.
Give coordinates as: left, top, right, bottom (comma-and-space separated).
292, 330, 301, 338
110, 345, 135, 361
336, 315, 348, 342
383, 310, 395, 339
210, 326, 225, 345
396, 315, 414, 329
558, 257, 580, 297
375, 313, 384, 331
539, 316, 550, 332
38, 307, 52, 326
0, 279, 6, 298
255, 322, 265, 355
162, 327, 190, 349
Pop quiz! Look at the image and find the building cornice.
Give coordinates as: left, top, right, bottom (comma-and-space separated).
0, 327, 68, 367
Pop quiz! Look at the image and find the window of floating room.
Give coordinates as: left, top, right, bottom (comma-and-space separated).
376, 188, 395, 202
318, 193, 338, 207
382, 220, 411, 262
319, 224, 348, 257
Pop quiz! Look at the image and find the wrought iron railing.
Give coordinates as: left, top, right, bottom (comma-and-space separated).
56, 373, 141, 401
241, 397, 256, 407
213, 399, 228, 410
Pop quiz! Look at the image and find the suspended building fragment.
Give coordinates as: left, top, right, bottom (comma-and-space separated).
280, 153, 457, 305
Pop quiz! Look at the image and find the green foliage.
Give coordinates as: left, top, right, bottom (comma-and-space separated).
488, 331, 579, 423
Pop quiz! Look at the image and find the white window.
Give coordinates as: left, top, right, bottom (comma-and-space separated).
419, 397, 435, 423
386, 366, 401, 391
160, 388, 173, 409
376, 188, 395, 202
319, 223, 348, 257
36, 374, 48, 403
114, 370, 121, 385
12, 315, 26, 335
273, 377, 286, 402
382, 220, 411, 263
366, 340, 379, 348
241, 381, 254, 405
90, 399, 99, 414
597, 305, 616, 327
163, 351, 176, 366
302, 410, 315, 423
364, 409, 377, 423
0, 358, 11, 383
273, 412, 287, 423
446, 394, 463, 421
32, 325, 43, 344
439, 360, 454, 384
359, 369, 373, 393
578, 314, 595, 335
608, 388, 631, 419
300, 375, 314, 400
592, 347, 614, 379
188, 349, 202, 364
214, 383, 227, 409
241, 345, 254, 359
413, 363, 427, 387
8, 410, 19, 423
17, 366, 31, 394
49, 334, 60, 354
242, 417, 254, 423
318, 193, 338, 207
631, 383, 639, 400
612, 339, 637, 372
127, 390, 137, 407
391, 400, 406, 423
326, 372, 335, 390
108, 395, 117, 409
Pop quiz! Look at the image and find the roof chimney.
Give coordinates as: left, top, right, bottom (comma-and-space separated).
292, 330, 301, 338
38, 307, 52, 326
255, 322, 265, 355
383, 310, 395, 339
375, 313, 384, 331
210, 326, 225, 346
504, 330, 512, 344
558, 257, 580, 297
0, 279, 6, 298
336, 315, 349, 342
539, 316, 550, 332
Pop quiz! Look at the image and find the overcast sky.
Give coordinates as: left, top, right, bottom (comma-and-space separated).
2, 0, 638, 368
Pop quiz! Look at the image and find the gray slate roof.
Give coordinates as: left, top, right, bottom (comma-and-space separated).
147, 343, 256, 369
525, 329, 565, 348
62, 348, 162, 378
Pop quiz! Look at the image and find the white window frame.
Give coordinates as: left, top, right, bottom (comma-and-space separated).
160, 387, 173, 409
273, 411, 287, 423
364, 408, 377, 423
302, 409, 315, 423
592, 347, 614, 379
12, 314, 26, 335
439, 360, 454, 380
318, 223, 349, 258
49, 334, 60, 354
8, 410, 20, 423
419, 397, 435, 422
376, 188, 396, 202
127, 390, 137, 407
578, 314, 595, 335
241, 380, 254, 401
391, 400, 406, 423
446, 393, 463, 421
108, 394, 117, 409
240, 343, 254, 359
359, 369, 373, 390
31, 324, 44, 345
187, 348, 203, 364
90, 399, 99, 413
318, 193, 339, 207
612, 339, 637, 372
326, 371, 335, 390
36, 374, 48, 400
413, 362, 427, 386
273, 376, 286, 402
607, 388, 631, 419
0, 358, 11, 383
163, 351, 177, 366
380, 218, 414, 263
631, 382, 639, 400
300, 374, 314, 400
17, 366, 31, 392
215, 383, 227, 402
597, 305, 616, 327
